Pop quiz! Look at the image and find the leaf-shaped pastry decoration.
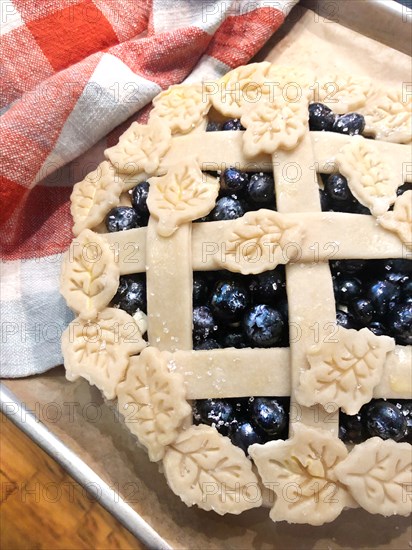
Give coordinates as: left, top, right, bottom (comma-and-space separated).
378, 190, 412, 245
60, 229, 119, 319
316, 74, 372, 114
105, 118, 171, 175
70, 161, 125, 236
150, 84, 211, 134
296, 327, 395, 415
62, 307, 146, 400
266, 65, 315, 100
336, 136, 399, 216
241, 96, 308, 156
163, 425, 263, 515
335, 438, 412, 517
363, 89, 412, 143
249, 424, 351, 526
217, 209, 304, 274
208, 62, 272, 118
147, 158, 219, 237
209, 63, 314, 118
116, 347, 192, 462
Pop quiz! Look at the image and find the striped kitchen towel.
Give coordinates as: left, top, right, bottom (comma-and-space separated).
0, 0, 299, 377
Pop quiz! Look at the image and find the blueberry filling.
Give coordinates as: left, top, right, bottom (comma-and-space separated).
206, 121, 223, 132
320, 174, 411, 216
131, 181, 150, 225
105, 206, 140, 232
320, 173, 371, 215
219, 167, 249, 195
193, 397, 290, 454
397, 182, 412, 197
111, 274, 147, 317
332, 112, 365, 136
192, 267, 288, 350
222, 118, 245, 131
308, 103, 336, 131
309, 102, 365, 136
247, 173, 276, 205
105, 182, 150, 232
243, 305, 285, 347
332, 259, 411, 345
206, 118, 246, 132
339, 399, 411, 444
209, 195, 246, 221
194, 168, 276, 223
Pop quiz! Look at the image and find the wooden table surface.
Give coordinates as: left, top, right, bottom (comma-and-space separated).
0, 413, 146, 550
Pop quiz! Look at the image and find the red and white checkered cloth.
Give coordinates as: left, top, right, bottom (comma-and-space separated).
0, 0, 299, 377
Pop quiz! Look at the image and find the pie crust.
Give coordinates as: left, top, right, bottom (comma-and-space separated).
61, 63, 412, 525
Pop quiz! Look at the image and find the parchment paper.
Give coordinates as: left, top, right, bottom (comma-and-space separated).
256, 4, 410, 85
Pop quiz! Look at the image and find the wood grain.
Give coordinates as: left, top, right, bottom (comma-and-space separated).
0, 413, 146, 550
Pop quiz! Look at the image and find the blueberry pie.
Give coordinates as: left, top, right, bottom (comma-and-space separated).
60, 62, 412, 525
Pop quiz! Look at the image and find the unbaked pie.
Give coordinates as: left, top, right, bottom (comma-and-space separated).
60, 62, 412, 525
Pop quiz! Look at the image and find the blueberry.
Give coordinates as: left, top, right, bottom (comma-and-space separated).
227, 397, 250, 416
277, 299, 289, 324
319, 188, 331, 211
384, 271, 409, 285
386, 302, 412, 345
210, 196, 245, 221
333, 276, 362, 306
324, 174, 355, 207
206, 121, 223, 132
247, 173, 275, 204
339, 411, 365, 444
221, 331, 248, 349
353, 202, 371, 215
247, 277, 260, 304
194, 338, 221, 350
222, 119, 245, 131
220, 168, 249, 194
193, 306, 217, 342
243, 305, 284, 347
105, 206, 139, 232
114, 275, 146, 315
193, 214, 210, 223
194, 399, 234, 435
211, 280, 249, 322
364, 400, 407, 441
229, 420, 264, 453
367, 279, 400, 317
333, 113, 365, 136
368, 320, 386, 336
193, 273, 210, 306
397, 182, 412, 196
336, 309, 355, 329
384, 259, 412, 275
331, 260, 366, 276
131, 182, 149, 217
401, 280, 412, 303
256, 268, 286, 304
112, 277, 129, 302
349, 298, 375, 326
250, 398, 288, 437
397, 400, 412, 443
308, 103, 336, 131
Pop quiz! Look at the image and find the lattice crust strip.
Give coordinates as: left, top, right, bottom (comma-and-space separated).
60, 64, 412, 524
100, 213, 406, 276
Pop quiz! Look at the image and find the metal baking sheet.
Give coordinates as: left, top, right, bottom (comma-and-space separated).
1, 1, 411, 548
